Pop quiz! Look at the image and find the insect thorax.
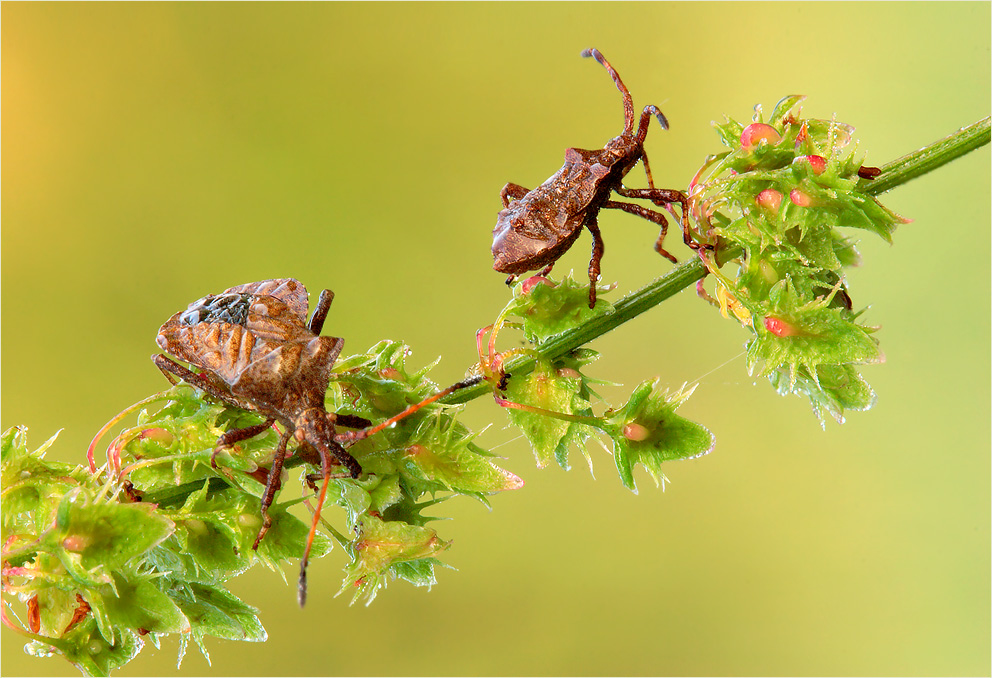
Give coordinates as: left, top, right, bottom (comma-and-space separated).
180, 292, 255, 326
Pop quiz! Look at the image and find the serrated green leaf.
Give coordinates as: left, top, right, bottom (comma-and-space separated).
505, 274, 614, 344
168, 582, 266, 644
253, 503, 333, 564
58, 618, 144, 677
746, 286, 882, 379
94, 572, 189, 636
342, 515, 450, 604
399, 413, 523, 493
50, 492, 175, 574
768, 95, 807, 126
503, 358, 597, 470
605, 381, 714, 491
769, 363, 877, 426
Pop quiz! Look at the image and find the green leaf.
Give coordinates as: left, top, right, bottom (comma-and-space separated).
502, 357, 597, 470
400, 413, 524, 493
51, 491, 175, 574
168, 581, 266, 665
605, 382, 715, 491
769, 363, 877, 426
57, 618, 144, 677
252, 503, 333, 566
342, 515, 450, 604
504, 274, 614, 344
768, 95, 807, 126
93, 572, 189, 636
746, 281, 882, 380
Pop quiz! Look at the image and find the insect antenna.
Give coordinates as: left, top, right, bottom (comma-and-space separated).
581, 47, 635, 136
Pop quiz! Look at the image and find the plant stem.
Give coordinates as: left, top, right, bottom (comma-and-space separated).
443, 115, 990, 406
857, 115, 990, 195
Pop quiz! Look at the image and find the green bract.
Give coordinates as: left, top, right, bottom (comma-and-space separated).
691, 95, 908, 424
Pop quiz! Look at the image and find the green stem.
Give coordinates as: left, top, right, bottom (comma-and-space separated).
443, 115, 990, 406
857, 115, 990, 195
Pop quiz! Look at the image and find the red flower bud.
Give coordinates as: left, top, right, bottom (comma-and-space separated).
521, 275, 553, 294
795, 154, 827, 175
740, 123, 781, 149
623, 423, 651, 442
764, 316, 799, 337
789, 188, 814, 207
755, 189, 783, 211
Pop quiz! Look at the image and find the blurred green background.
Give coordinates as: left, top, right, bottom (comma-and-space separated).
3, 3, 989, 675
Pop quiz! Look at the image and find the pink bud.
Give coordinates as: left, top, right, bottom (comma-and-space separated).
789, 188, 814, 207
795, 155, 827, 175
521, 275, 553, 294
623, 423, 651, 442
140, 428, 174, 445
406, 444, 427, 457
764, 316, 799, 337
755, 189, 783, 211
557, 367, 582, 379
378, 368, 402, 380
62, 534, 90, 552
740, 123, 781, 149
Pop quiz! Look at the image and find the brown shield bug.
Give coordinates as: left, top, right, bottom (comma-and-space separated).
154, 278, 478, 606
492, 48, 704, 308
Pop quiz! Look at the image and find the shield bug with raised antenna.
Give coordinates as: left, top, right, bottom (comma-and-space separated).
153, 278, 479, 606
492, 48, 707, 308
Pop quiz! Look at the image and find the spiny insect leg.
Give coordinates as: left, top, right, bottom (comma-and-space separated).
308, 289, 335, 335
252, 427, 292, 551
212, 418, 275, 469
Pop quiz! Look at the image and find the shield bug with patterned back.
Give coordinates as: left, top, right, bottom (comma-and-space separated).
154, 278, 479, 606
492, 48, 706, 308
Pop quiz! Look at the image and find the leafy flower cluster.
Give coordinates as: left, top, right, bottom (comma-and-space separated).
1, 341, 519, 675
479, 275, 714, 492
689, 95, 910, 424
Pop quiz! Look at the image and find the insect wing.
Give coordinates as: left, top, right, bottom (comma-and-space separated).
224, 279, 310, 323
157, 320, 274, 384
230, 335, 345, 414
243, 295, 313, 344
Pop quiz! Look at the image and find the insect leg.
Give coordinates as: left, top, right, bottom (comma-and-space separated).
152, 355, 246, 410
297, 437, 357, 607
601, 199, 679, 264
500, 182, 530, 208
585, 217, 605, 308
308, 289, 335, 335
251, 427, 292, 551
212, 418, 276, 469
612, 188, 703, 251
